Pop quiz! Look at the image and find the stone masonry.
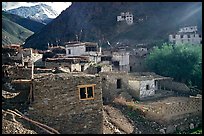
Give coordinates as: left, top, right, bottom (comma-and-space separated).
28, 73, 103, 134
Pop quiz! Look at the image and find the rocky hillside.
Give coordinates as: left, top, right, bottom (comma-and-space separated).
2, 14, 34, 46
23, 2, 202, 50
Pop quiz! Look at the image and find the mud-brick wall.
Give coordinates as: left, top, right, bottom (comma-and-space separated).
29, 73, 103, 134
3, 66, 32, 80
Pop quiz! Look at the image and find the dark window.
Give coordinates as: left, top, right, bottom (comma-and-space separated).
130, 66, 132, 72
117, 79, 121, 89
181, 35, 183, 38
68, 49, 71, 54
188, 35, 190, 38
101, 56, 112, 61
86, 46, 97, 52
146, 85, 150, 90
199, 35, 202, 38
113, 61, 119, 67
81, 65, 84, 72
87, 87, 94, 98
97, 66, 101, 73
173, 35, 175, 38
24, 62, 29, 67
80, 87, 86, 99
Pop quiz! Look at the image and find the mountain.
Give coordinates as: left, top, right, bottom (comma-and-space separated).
23, 2, 202, 50
6, 3, 59, 24
2, 13, 34, 46
2, 11, 45, 33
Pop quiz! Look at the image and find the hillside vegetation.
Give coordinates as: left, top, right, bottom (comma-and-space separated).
2, 11, 45, 33
2, 15, 34, 46
145, 43, 202, 90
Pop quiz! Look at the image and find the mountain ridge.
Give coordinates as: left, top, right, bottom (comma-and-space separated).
23, 2, 202, 50
6, 3, 59, 24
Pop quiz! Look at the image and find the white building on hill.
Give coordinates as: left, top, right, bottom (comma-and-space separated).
117, 12, 133, 25
169, 26, 202, 45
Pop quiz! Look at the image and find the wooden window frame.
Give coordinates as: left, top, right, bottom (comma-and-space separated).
78, 84, 96, 100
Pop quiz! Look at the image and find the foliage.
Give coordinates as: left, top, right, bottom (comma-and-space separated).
191, 129, 202, 134
145, 43, 202, 89
2, 15, 34, 46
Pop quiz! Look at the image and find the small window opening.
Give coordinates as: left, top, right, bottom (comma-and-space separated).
117, 79, 121, 89
81, 65, 84, 72
87, 87, 93, 98
68, 49, 71, 54
146, 85, 150, 90
80, 87, 86, 99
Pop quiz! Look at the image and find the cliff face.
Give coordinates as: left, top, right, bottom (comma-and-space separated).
24, 2, 202, 50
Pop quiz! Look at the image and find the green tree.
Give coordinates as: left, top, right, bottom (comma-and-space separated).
145, 43, 202, 89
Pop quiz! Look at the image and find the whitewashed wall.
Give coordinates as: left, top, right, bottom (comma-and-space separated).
140, 80, 155, 98
112, 52, 129, 66
66, 45, 85, 56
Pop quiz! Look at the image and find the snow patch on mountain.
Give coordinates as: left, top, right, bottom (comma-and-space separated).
6, 3, 59, 24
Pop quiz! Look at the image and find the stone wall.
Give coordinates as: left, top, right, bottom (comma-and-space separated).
100, 72, 130, 103
29, 73, 103, 134
45, 61, 71, 69
129, 55, 147, 72
145, 97, 202, 122
119, 65, 130, 72
3, 65, 32, 80
160, 80, 190, 93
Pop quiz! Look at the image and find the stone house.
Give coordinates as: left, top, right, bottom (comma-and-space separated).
28, 72, 103, 134
127, 73, 173, 100
100, 72, 173, 102
129, 47, 148, 72
112, 49, 130, 72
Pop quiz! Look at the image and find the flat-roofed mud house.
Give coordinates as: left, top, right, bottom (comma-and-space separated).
65, 42, 102, 63
28, 72, 103, 134
100, 72, 173, 102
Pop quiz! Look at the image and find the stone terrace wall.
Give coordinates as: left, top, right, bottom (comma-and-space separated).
29, 73, 103, 134
145, 97, 202, 122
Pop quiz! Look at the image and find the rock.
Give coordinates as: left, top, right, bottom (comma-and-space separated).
159, 129, 165, 134
166, 125, 176, 134
189, 123, 194, 129
28, 107, 34, 110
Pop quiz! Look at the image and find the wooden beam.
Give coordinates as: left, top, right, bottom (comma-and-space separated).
11, 79, 32, 84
